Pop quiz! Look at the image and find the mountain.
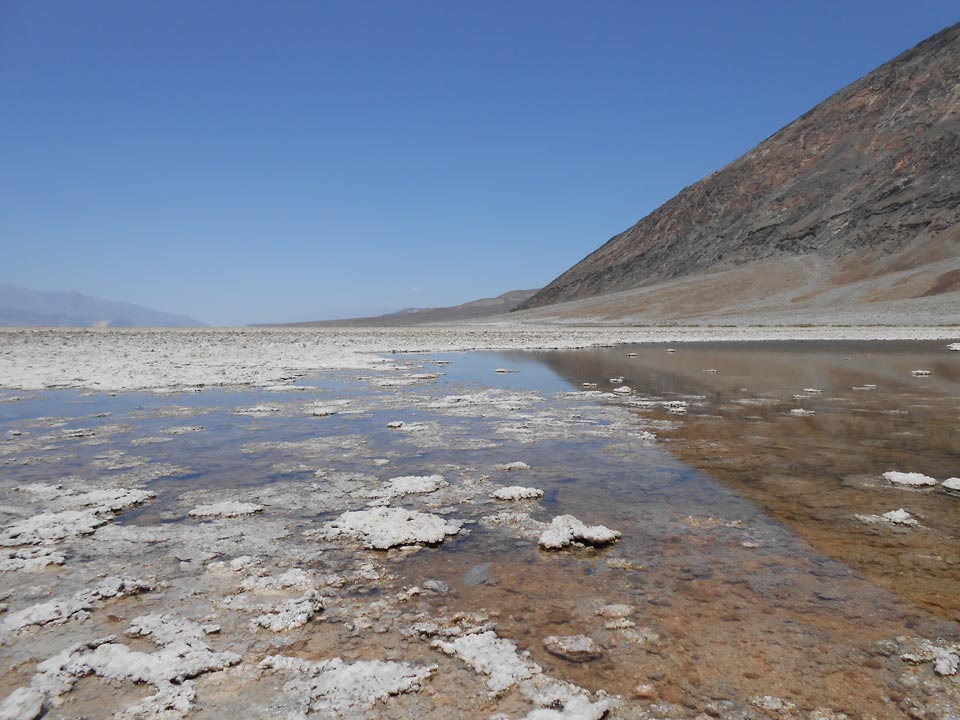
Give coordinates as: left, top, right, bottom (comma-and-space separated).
275, 289, 538, 327
0, 285, 206, 327
516, 24, 960, 320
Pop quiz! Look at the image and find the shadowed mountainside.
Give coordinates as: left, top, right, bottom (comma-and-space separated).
516, 24, 960, 318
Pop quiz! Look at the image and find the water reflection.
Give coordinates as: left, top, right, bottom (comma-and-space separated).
522, 340, 960, 618
3, 343, 959, 715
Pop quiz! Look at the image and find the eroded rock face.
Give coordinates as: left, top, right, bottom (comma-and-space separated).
517, 24, 960, 313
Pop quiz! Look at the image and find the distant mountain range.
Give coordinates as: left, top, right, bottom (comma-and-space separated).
514, 23, 959, 323
0, 285, 205, 327
275, 289, 538, 326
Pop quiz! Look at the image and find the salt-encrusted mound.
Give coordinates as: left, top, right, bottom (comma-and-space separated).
1, 577, 154, 635
491, 486, 544, 501
251, 591, 324, 632
384, 475, 448, 496
188, 502, 264, 518
854, 508, 919, 527
431, 630, 540, 693
1, 614, 239, 719
0, 487, 155, 547
538, 515, 620, 550
542, 634, 603, 663
261, 655, 435, 716
942, 477, 960, 492
323, 507, 461, 549
882, 471, 938, 488
496, 461, 531, 471
1, 510, 109, 547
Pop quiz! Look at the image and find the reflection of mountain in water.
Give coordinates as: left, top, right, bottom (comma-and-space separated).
521, 340, 960, 621
520, 341, 960, 399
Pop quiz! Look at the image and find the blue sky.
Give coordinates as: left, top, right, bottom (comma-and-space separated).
1, 2, 956, 325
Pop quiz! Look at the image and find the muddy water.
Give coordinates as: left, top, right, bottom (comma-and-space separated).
1, 343, 959, 718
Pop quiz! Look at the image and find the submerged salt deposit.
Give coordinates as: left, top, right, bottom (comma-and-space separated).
0, 332, 958, 718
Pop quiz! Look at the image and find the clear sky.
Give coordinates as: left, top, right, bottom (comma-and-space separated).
1, 2, 956, 325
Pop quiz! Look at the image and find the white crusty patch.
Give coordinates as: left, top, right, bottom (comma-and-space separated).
323, 507, 461, 549
260, 655, 435, 716
188, 501, 264, 518
538, 515, 621, 550
854, 508, 919, 527
519, 675, 614, 720
496, 461, 531, 471
251, 591, 324, 632
491, 486, 544, 501
0, 546, 66, 573
431, 630, 541, 693
0, 686, 44, 720
1, 577, 155, 635
374, 474, 449, 500
882, 471, 938, 488
1, 487, 154, 547
0, 614, 238, 720
240, 568, 316, 592
901, 639, 960, 676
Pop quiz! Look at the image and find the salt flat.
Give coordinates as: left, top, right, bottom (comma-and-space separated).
1, 331, 959, 719
1, 325, 957, 391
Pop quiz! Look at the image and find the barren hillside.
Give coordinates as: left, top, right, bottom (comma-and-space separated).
517, 24, 960, 319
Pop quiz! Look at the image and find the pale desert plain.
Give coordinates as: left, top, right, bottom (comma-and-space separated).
0, 325, 959, 720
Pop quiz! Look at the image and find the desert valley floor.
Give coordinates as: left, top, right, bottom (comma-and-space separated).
0, 327, 958, 720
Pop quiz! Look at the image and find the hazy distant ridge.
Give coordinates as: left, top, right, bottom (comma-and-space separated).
273, 289, 538, 326
0, 285, 205, 327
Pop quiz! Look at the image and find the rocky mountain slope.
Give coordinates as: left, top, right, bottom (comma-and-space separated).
279, 289, 538, 326
0, 285, 205, 327
516, 24, 960, 316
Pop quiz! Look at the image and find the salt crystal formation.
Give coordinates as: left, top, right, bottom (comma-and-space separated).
260, 655, 436, 716
323, 507, 461, 549
188, 501, 264, 518
538, 515, 621, 550
543, 634, 603, 663
882, 471, 938, 488
492, 486, 544, 501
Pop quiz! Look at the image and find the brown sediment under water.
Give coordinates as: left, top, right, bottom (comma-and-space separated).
523, 340, 960, 621
0, 340, 958, 717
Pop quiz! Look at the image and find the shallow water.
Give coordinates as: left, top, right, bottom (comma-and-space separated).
1, 342, 958, 718
529, 340, 960, 619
